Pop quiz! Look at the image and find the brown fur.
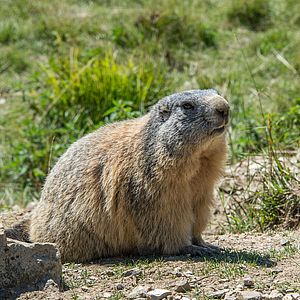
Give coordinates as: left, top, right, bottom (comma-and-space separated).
29, 90, 229, 262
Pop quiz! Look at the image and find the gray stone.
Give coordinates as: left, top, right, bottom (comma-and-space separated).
123, 268, 142, 277
243, 276, 254, 287
225, 291, 238, 300
102, 292, 113, 298
105, 270, 115, 276
237, 291, 262, 300
146, 289, 172, 300
268, 290, 283, 300
43, 278, 60, 292
0, 229, 62, 297
225, 295, 238, 300
184, 271, 193, 276
81, 286, 89, 292
173, 267, 183, 277
116, 283, 125, 290
174, 279, 191, 292
208, 289, 230, 299
280, 239, 290, 246
127, 286, 149, 299
283, 294, 300, 300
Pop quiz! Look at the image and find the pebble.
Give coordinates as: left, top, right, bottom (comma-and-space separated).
81, 286, 89, 292
208, 289, 230, 299
268, 290, 283, 300
280, 239, 290, 246
271, 269, 283, 275
174, 279, 191, 292
105, 270, 115, 276
102, 292, 113, 298
225, 293, 238, 300
43, 279, 59, 292
174, 267, 183, 277
115, 283, 125, 290
146, 289, 172, 300
123, 268, 142, 277
237, 291, 262, 300
282, 294, 300, 300
127, 286, 149, 299
243, 276, 254, 287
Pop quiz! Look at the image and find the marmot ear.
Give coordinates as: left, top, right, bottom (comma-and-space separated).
158, 104, 170, 121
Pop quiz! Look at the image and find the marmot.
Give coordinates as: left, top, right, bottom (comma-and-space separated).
28, 89, 229, 263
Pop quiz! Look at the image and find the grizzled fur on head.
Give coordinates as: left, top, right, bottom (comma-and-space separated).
143, 89, 230, 157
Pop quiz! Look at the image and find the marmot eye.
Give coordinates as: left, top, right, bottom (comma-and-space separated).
182, 102, 195, 110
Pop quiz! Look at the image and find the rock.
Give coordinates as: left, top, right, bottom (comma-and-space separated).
271, 269, 283, 275
174, 267, 183, 277
208, 289, 230, 299
182, 297, 191, 300
184, 271, 193, 276
225, 293, 238, 300
146, 289, 172, 300
243, 276, 254, 287
280, 239, 290, 247
236, 284, 244, 291
174, 279, 191, 292
123, 268, 142, 277
105, 270, 115, 276
102, 292, 113, 298
116, 283, 125, 290
127, 286, 149, 299
268, 290, 283, 300
43, 279, 60, 292
26, 201, 37, 211
81, 286, 89, 292
237, 291, 262, 300
0, 226, 61, 298
283, 294, 300, 300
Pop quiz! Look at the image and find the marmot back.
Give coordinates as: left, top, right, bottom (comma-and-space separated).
30, 89, 230, 262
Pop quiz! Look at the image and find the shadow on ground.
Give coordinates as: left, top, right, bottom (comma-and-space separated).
90, 247, 276, 268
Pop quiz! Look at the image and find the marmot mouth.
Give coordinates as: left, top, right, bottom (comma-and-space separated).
211, 125, 226, 135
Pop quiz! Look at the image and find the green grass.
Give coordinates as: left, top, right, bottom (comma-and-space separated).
0, 0, 299, 232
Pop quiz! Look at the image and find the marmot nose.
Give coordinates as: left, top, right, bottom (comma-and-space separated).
211, 96, 230, 123
215, 105, 229, 123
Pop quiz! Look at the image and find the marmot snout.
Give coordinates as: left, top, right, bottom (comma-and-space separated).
29, 89, 230, 262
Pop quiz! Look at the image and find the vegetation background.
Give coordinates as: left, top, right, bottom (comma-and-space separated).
0, 0, 299, 231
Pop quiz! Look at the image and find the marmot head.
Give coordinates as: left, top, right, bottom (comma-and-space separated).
147, 89, 230, 155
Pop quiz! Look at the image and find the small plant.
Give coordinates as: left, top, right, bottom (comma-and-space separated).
225, 112, 300, 232
228, 0, 273, 31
